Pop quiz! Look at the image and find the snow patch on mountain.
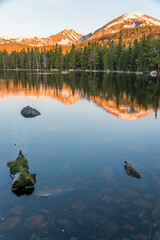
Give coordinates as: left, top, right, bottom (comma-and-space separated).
143, 17, 160, 26
57, 39, 70, 45
123, 12, 144, 20
104, 12, 160, 30
15, 38, 24, 43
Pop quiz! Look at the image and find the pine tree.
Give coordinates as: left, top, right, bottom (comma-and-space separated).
130, 39, 139, 71
42, 47, 47, 71
88, 43, 99, 70
80, 45, 88, 70
68, 44, 76, 69
147, 34, 160, 73
115, 34, 123, 69
55, 46, 63, 70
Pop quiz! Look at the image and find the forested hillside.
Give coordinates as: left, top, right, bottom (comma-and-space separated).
97, 26, 160, 44
0, 33, 159, 72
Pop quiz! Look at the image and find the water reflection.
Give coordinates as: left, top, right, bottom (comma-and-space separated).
0, 71, 160, 119
12, 187, 34, 197
0, 71, 160, 239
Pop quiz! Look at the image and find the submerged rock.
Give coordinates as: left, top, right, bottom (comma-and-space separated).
123, 224, 134, 231
39, 194, 51, 199
11, 206, 24, 215
25, 215, 45, 230
155, 231, 160, 240
7, 151, 36, 196
124, 161, 142, 179
0, 217, 20, 231
77, 212, 118, 238
21, 106, 41, 118
35, 185, 74, 197
134, 199, 151, 208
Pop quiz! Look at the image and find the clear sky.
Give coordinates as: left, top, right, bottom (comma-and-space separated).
0, 0, 160, 38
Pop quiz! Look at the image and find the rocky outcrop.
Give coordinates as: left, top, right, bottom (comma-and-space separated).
21, 106, 41, 118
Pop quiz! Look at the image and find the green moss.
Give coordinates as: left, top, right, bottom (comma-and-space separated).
12, 172, 35, 190
7, 151, 36, 191
7, 156, 28, 175
30, 173, 36, 183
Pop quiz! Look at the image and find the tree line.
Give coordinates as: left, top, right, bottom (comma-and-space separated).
0, 33, 159, 72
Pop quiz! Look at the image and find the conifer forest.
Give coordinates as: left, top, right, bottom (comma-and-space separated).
0, 33, 159, 73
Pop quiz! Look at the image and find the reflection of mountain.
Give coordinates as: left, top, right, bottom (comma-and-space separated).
0, 78, 157, 120
0, 80, 81, 105
90, 96, 154, 119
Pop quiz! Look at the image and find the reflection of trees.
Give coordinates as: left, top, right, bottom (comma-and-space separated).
1, 71, 160, 112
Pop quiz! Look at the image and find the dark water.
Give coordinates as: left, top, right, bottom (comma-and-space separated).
0, 71, 160, 239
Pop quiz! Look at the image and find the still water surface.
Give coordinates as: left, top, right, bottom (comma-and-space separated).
0, 71, 160, 239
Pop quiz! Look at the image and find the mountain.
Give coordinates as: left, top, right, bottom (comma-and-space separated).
0, 29, 82, 50
78, 12, 160, 42
0, 12, 160, 52
21, 29, 82, 46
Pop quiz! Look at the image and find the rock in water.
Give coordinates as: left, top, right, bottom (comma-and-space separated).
124, 161, 142, 179
7, 150, 36, 196
21, 106, 41, 118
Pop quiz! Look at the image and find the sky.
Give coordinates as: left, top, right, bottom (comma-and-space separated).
0, 0, 160, 38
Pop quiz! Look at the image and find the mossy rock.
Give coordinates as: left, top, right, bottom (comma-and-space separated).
7, 156, 28, 175
12, 172, 36, 190
7, 151, 36, 193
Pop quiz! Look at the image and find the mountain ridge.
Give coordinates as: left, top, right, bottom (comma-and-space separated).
0, 12, 160, 52
78, 12, 160, 42
0, 29, 82, 47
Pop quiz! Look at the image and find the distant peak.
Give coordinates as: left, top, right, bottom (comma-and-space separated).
124, 12, 144, 16
62, 29, 73, 32
78, 12, 160, 43
122, 12, 145, 20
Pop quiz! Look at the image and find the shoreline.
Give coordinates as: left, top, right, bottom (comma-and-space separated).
0, 68, 156, 75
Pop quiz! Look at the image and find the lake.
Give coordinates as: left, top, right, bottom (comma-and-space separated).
0, 71, 160, 240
